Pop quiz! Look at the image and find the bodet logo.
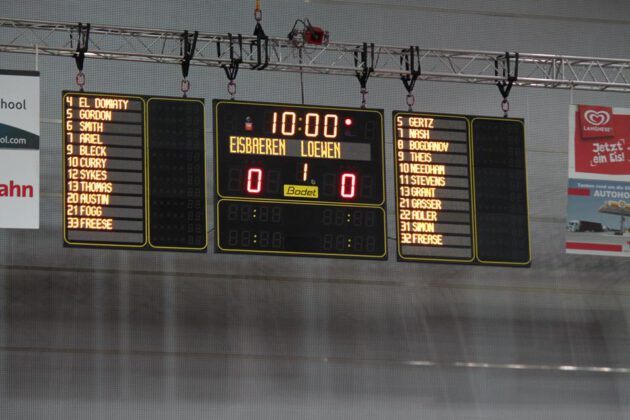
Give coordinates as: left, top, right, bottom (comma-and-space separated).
578, 105, 614, 138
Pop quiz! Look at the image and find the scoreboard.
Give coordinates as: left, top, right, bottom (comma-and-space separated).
214, 100, 387, 259
63, 91, 207, 251
393, 112, 530, 266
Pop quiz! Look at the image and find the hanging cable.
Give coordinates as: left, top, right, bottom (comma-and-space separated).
217, 33, 243, 99
495, 51, 519, 117
354, 42, 374, 108
299, 47, 305, 104
73, 22, 90, 91
400, 46, 421, 111
250, 0, 269, 70
180, 30, 198, 98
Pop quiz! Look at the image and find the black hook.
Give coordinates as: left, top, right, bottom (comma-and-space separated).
217, 33, 243, 81
250, 21, 269, 70
181, 30, 198, 79
354, 42, 375, 89
401, 46, 421, 93
495, 51, 519, 100
73, 22, 90, 72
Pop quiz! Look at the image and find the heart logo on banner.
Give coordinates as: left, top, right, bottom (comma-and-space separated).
584, 110, 611, 126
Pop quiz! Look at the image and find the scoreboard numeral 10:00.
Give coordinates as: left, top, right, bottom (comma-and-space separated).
271, 111, 339, 138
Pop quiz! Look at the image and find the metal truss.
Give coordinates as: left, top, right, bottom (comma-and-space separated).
2, 17, 630, 92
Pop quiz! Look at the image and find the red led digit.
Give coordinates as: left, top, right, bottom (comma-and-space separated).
340, 173, 356, 199
246, 168, 263, 194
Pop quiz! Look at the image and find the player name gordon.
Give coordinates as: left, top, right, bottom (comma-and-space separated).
228, 136, 371, 161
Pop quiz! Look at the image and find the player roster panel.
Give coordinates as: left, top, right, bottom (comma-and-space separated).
62, 91, 207, 251
394, 113, 474, 262
393, 111, 531, 266
64, 93, 146, 246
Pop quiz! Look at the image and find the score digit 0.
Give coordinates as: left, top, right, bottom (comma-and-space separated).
340, 172, 356, 199
246, 168, 263, 194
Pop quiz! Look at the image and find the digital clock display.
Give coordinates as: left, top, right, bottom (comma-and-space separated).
393, 111, 530, 266
214, 100, 387, 259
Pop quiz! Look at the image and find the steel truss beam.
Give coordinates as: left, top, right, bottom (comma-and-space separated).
2, 17, 630, 92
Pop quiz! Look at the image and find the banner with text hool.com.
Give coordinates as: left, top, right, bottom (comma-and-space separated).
567, 104, 630, 256
0, 69, 40, 229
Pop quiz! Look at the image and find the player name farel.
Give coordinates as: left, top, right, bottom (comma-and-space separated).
229, 135, 342, 159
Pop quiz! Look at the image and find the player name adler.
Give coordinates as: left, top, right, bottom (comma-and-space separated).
229, 136, 342, 159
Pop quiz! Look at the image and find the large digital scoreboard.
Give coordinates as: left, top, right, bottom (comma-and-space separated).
63, 91, 207, 251
393, 112, 530, 266
214, 100, 387, 259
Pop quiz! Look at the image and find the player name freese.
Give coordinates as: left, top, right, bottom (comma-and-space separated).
229, 135, 342, 159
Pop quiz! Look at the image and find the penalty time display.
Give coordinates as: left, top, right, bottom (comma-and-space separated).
214, 100, 387, 259
63, 91, 207, 251
393, 112, 531, 266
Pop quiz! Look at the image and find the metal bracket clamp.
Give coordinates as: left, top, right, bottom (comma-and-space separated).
180, 30, 198, 97
401, 46, 421, 111
180, 30, 198, 79
250, 22, 269, 70
495, 51, 519, 117
354, 42, 375, 108
217, 33, 243, 98
73, 22, 90, 91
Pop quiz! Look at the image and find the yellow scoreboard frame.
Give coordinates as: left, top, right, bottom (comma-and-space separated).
214, 100, 388, 259
393, 111, 531, 266
62, 91, 208, 252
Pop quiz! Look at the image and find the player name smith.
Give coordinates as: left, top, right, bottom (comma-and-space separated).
229, 135, 342, 159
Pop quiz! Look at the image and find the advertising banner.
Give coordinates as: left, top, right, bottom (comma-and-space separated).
567, 105, 630, 256
0, 70, 40, 229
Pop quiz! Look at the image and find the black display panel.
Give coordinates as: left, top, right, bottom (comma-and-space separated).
217, 200, 386, 256
214, 100, 387, 259
62, 91, 207, 251
472, 118, 530, 264
393, 111, 530, 266
147, 99, 206, 249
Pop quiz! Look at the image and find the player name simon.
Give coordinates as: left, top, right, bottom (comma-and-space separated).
229, 136, 342, 159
